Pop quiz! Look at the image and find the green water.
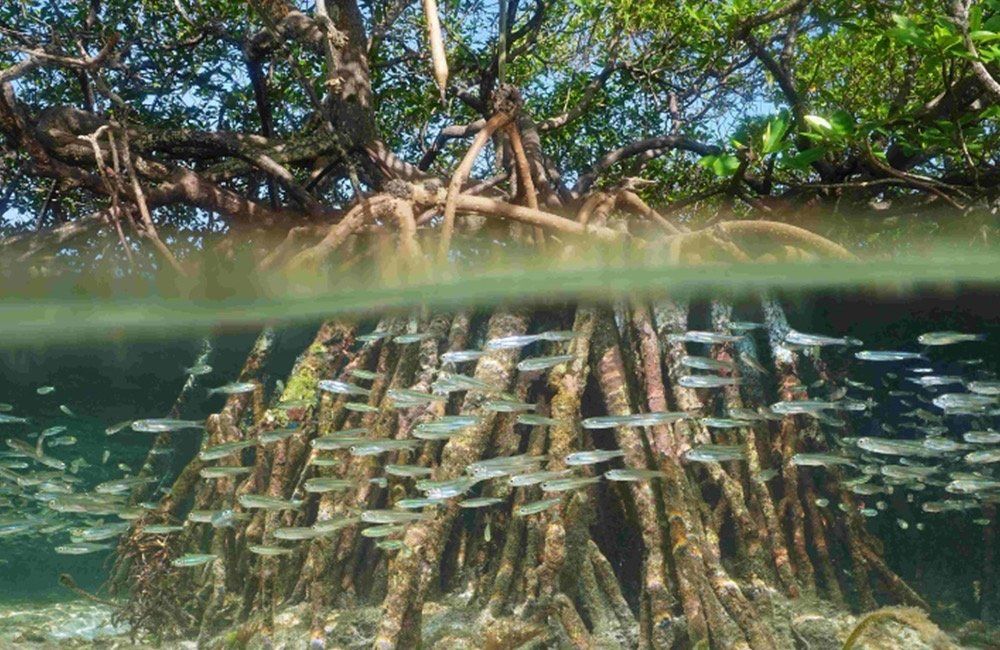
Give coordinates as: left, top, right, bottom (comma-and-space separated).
0, 284, 997, 644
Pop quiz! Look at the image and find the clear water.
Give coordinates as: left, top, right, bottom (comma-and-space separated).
0, 284, 997, 645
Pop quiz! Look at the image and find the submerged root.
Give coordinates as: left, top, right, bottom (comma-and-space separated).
842, 607, 957, 650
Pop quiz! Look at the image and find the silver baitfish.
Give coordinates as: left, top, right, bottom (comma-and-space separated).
198, 439, 256, 461
514, 498, 562, 516
384, 464, 434, 478
791, 453, 856, 467
482, 399, 536, 413
349, 440, 420, 456
171, 554, 217, 567
249, 545, 293, 556
932, 393, 996, 413
680, 355, 737, 371
784, 329, 862, 347
459, 497, 504, 508
564, 450, 625, 465
678, 375, 741, 388
509, 469, 573, 487
274, 527, 322, 540
238, 494, 303, 510
667, 331, 744, 344
517, 355, 576, 372
701, 417, 745, 428
318, 379, 371, 396
361, 510, 431, 524
441, 350, 486, 363
964, 431, 1000, 444
968, 381, 1000, 396
516, 414, 563, 427
684, 444, 745, 463
199, 466, 251, 479
131, 419, 203, 433
387, 388, 448, 408
604, 468, 667, 481
855, 350, 926, 362
964, 449, 1000, 464
917, 331, 985, 346
541, 476, 601, 492
581, 412, 688, 429
207, 381, 257, 396
432, 373, 501, 394
855, 437, 944, 458
394, 333, 432, 344
303, 477, 355, 493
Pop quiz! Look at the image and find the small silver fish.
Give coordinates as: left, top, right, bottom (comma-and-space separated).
36, 386, 55, 395
784, 329, 862, 347
207, 381, 257, 396
238, 494, 303, 510
274, 527, 322, 540
360, 509, 431, 524
564, 449, 625, 465
680, 355, 737, 372
394, 333, 432, 344
678, 375, 741, 389
855, 350, 926, 362
964, 431, 1000, 444
516, 414, 563, 427
667, 331, 744, 344
459, 497, 504, 508
508, 469, 573, 487
968, 381, 1000, 396
791, 453, 856, 468
441, 350, 486, 363
249, 545, 293, 556
604, 468, 667, 481
318, 379, 371, 396
917, 331, 985, 346
684, 444, 745, 463
131, 419, 204, 433
581, 412, 688, 429
385, 464, 434, 478
517, 354, 576, 372
198, 439, 256, 461
932, 393, 996, 414
356, 332, 390, 343
482, 399, 536, 413
303, 477, 354, 493
185, 364, 213, 376
171, 554, 217, 567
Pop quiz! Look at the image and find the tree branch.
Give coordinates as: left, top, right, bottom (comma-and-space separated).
573, 135, 720, 196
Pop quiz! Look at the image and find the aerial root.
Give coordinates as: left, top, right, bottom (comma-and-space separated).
438, 111, 514, 260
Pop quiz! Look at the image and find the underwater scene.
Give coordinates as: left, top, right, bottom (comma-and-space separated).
1, 285, 999, 649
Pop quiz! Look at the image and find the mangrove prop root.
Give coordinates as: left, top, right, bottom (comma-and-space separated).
112, 291, 936, 646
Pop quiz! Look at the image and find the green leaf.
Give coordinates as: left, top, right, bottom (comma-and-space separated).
784, 147, 827, 170
697, 153, 741, 177
829, 110, 855, 136
803, 114, 833, 131
761, 114, 790, 154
